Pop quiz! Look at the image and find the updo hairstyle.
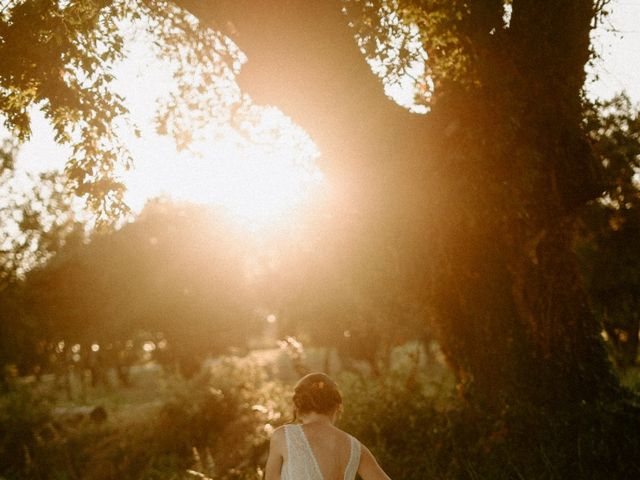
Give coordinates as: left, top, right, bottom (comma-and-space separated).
293, 372, 342, 416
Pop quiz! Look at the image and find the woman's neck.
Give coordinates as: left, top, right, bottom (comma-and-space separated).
297, 411, 335, 425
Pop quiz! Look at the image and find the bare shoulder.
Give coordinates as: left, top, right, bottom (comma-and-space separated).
340, 429, 365, 450
359, 443, 375, 459
269, 425, 287, 456
265, 425, 286, 479
271, 425, 287, 442
356, 441, 392, 480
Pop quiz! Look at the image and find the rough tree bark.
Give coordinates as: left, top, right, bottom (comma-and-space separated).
412, 0, 621, 407
172, 0, 620, 408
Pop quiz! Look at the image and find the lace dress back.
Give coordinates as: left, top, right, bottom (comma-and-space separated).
282, 424, 361, 480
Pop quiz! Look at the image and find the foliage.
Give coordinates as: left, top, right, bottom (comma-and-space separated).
0, 356, 287, 480
0, 138, 84, 386
3, 191, 434, 383
342, 374, 640, 479
150, 1, 243, 152
343, 0, 432, 110
344, 0, 476, 103
577, 93, 640, 369
0, 385, 55, 478
0, 138, 82, 288
64, 359, 283, 480
0, 0, 241, 221
0, 0, 135, 221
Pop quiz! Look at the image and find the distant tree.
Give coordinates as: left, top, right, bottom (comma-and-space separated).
0, 138, 82, 387
257, 200, 431, 375
577, 94, 640, 370
23, 199, 255, 377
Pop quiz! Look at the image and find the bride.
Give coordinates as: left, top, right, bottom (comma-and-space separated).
264, 372, 392, 480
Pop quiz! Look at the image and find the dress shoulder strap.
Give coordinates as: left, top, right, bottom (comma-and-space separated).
344, 435, 361, 480
283, 424, 324, 480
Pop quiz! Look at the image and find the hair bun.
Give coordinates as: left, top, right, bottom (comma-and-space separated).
293, 373, 342, 415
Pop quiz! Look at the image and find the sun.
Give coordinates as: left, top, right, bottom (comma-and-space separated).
207, 148, 325, 230
120, 120, 325, 232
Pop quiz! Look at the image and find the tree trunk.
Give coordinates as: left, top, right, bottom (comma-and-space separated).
173, 0, 621, 409
425, 0, 619, 407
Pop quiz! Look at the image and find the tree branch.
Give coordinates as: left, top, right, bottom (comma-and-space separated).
170, 0, 433, 180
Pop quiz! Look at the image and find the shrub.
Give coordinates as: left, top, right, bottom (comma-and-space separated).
0, 386, 56, 479
339, 372, 640, 479
0, 357, 289, 480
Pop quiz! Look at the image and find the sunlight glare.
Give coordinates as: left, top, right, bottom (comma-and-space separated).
108, 26, 325, 232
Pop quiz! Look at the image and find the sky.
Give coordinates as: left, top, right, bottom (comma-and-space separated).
5, 0, 640, 226
586, 0, 640, 101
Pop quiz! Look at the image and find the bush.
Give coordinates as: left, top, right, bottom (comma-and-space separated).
339, 371, 640, 479
0, 357, 289, 480
0, 386, 56, 479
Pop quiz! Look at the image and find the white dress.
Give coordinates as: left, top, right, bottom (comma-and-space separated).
281, 424, 361, 480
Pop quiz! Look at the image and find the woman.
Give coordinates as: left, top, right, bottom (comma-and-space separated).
265, 372, 392, 480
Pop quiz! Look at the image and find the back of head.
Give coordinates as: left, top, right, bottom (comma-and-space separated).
293, 372, 342, 416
